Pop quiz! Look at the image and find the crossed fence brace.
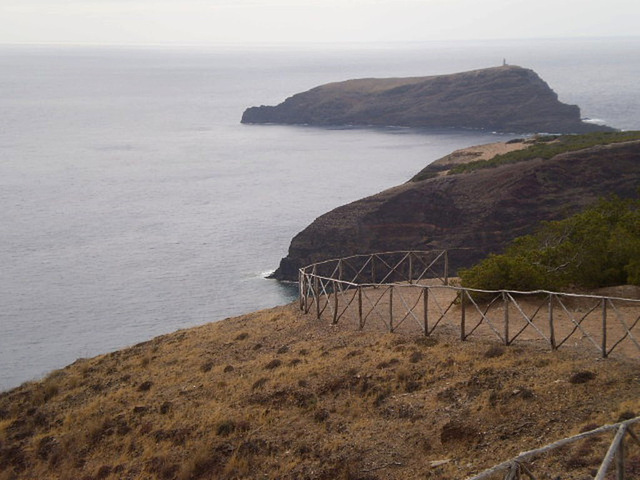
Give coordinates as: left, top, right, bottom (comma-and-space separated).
298, 252, 640, 478
299, 250, 449, 331
298, 251, 640, 358
466, 416, 640, 480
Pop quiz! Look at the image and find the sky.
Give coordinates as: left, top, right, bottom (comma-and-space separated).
0, 0, 638, 46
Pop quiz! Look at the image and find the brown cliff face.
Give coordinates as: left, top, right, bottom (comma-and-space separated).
273, 140, 640, 280
242, 66, 614, 134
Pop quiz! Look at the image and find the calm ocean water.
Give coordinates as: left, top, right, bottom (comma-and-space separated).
1, 38, 639, 391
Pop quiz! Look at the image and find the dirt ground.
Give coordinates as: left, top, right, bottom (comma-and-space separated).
1, 285, 639, 480
307, 279, 640, 360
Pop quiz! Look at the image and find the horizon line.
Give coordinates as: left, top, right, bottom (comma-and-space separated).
1, 34, 639, 49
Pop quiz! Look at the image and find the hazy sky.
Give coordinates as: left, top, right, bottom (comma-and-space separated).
1, 0, 638, 45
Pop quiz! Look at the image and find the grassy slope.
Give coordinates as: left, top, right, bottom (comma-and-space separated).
447, 131, 640, 175
1, 302, 639, 480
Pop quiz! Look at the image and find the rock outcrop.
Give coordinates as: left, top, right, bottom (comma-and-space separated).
272, 140, 640, 281
242, 65, 614, 134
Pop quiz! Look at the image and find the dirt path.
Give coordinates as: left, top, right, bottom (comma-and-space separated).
306, 280, 640, 359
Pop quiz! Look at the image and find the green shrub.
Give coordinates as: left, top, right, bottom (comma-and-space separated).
460, 196, 640, 291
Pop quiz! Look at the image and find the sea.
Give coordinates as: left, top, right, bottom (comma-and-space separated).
1, 37, 639, 391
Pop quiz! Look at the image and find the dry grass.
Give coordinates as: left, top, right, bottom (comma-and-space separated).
430, 140, 532, 167
1, 302, 639, 479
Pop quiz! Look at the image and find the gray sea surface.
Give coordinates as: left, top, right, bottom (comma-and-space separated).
1, 38, 639, 391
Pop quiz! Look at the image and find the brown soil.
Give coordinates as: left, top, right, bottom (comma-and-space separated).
1, 299, 639, 480
428, 140, 532, 174
319, 280, 640, 358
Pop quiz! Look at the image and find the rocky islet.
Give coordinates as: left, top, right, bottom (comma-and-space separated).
242, 65, 614, 134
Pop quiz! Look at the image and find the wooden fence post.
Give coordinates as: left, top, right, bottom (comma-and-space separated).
332, 280, 339, 325
314, 269, 320, 320
595, 425, 628, 480
408, 254, 413, 284
299, 271, 305, 311
461, 290, 466, 341
371, 256, 376, 285
616, 434, 625, 480
503, 291, 510, 346
305, 275, 311, 314
444, 251, 449, 285
602, 298, 608, 358
549, 293, 556, 350
358, 287, 364, 330
389, 286, 394, 332
423, 287, 429, 336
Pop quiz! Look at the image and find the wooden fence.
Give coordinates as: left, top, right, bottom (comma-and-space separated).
466, 416, 640, 480
298, 251, 640, 358
298, 251, 640, 479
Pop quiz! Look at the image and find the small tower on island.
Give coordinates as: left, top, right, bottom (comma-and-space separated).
503, 58, 507, 66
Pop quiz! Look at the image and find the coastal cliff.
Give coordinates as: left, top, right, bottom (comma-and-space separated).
273, 136, 640, 281
242, 65, 613, 133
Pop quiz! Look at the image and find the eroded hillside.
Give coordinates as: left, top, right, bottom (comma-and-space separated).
1, 303, 639, 479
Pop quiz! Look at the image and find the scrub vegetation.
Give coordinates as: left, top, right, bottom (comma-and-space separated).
1, 303, 639, 479
460, 195, 640, 291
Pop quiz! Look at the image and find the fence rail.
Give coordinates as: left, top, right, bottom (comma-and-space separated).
299, 251, 640, 479
466, 416, 640, 480
298, 251, 640, 358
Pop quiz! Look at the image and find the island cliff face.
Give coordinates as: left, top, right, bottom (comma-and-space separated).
242, 66, 613, 133
273, 140, 640, 281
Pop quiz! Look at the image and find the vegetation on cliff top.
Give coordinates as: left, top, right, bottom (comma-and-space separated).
460, 196, 640, 292
276, 135, 640, 281
447, 131, 640, 175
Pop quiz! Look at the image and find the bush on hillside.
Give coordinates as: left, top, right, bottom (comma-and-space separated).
460, 196, 640, 291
